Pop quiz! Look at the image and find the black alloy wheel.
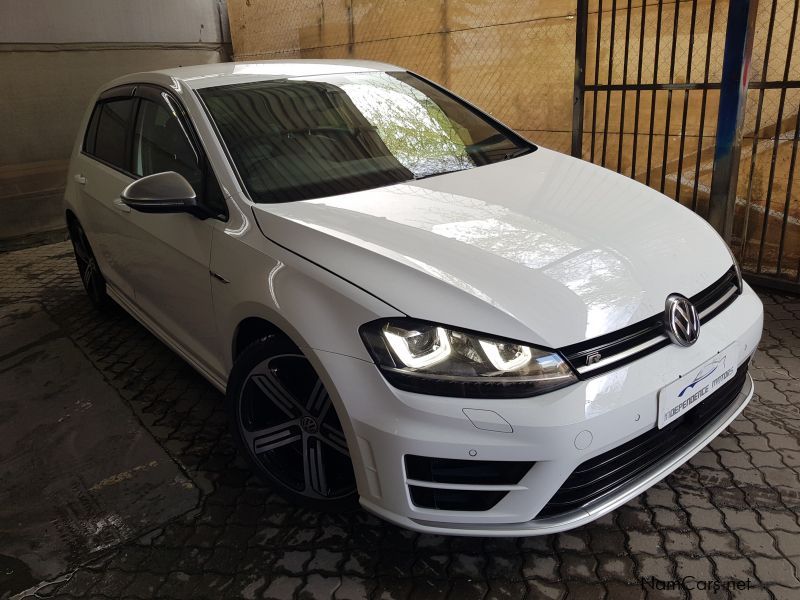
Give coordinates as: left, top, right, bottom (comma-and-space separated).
227, 336, 358, 511
69, 219, 109, 308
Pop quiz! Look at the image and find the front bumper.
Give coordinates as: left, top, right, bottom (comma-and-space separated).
314, 284, 763, 536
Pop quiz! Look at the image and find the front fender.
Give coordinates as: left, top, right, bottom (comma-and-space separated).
210, 223, 404, 376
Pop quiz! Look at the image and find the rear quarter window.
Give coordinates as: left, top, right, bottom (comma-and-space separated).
83, 105, 101, 155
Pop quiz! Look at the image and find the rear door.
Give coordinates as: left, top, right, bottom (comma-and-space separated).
75, 89, 138, 300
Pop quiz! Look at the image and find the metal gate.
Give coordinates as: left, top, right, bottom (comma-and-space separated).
572, 0, 800, 293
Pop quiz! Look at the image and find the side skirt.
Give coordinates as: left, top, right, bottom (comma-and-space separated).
106, 284, 228, 393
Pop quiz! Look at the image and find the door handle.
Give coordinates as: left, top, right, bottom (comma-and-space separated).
113, 198, 131, 213
73, 174, 86, 185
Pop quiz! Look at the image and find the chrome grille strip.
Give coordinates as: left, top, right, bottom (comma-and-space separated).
561, 267, 740, 378
575, 334, 668, 374
699, 286, 737, 321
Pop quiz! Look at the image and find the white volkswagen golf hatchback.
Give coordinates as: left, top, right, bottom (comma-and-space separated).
65, 60, 763, 536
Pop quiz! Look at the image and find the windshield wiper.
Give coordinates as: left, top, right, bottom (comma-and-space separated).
504, 147, 532, 159
413, 168, 466, 181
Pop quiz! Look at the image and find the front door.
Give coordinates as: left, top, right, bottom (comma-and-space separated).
123, 87, 227, 379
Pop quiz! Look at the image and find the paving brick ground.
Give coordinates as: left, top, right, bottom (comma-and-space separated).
2, 240, 800, 599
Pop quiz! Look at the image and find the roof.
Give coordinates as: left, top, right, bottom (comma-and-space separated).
151, 59, 404, 89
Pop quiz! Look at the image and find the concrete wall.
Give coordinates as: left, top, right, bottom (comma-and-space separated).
0, 0, 232, 239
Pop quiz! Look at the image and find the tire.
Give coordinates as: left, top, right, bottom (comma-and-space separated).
68, 218, 110, 309
226, 335, 359, 512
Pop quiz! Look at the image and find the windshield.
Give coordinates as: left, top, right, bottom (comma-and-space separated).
198, 71, 534, 203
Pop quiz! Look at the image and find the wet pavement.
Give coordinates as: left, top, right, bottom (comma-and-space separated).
1, 240, 800, 600
0, 301, 198, 591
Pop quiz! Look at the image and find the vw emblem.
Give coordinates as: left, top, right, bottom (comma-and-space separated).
301, 416, 319, 434
664, 294, 700, 347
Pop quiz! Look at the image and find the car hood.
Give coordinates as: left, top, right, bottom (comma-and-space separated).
251, 147, 731, 348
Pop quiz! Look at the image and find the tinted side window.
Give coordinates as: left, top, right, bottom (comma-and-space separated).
92, 99, 136, 170
132, 98, 202, 190
83, 105, 102, 155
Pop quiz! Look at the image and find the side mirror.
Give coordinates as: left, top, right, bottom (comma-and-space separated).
121, 171, 203, 216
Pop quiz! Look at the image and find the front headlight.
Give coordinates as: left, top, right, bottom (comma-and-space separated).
360, 319, 577, 398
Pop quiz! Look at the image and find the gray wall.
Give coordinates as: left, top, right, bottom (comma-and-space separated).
0, 0, 231, 239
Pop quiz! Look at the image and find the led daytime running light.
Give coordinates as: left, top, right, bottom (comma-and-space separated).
479, 340, 532, 371
383, 326, 451, 368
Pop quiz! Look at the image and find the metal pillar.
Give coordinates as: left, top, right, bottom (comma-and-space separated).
707, 0, 759, 242
571, 0, 589, 158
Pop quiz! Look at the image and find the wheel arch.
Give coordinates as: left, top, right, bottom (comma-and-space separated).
226, 303, 319, 372
65, 209, 79, 233
232, 315, 293, 361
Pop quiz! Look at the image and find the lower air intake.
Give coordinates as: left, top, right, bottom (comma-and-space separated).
537, 363, 748, 518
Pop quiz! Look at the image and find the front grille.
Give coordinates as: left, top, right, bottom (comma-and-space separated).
561, 267, 740, 378
405, 455, 534, 511
537, 363, 748, 519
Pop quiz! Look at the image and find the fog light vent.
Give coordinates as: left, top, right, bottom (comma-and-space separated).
409, 486, 508, 511
404, 455, 533, 485
404, 455, 534, 511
